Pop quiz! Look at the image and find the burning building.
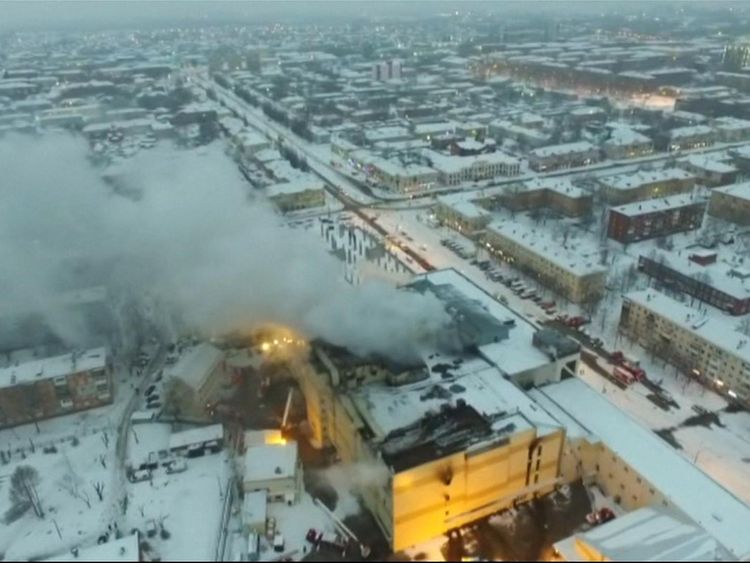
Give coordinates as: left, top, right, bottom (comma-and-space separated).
283, 268, 580, 550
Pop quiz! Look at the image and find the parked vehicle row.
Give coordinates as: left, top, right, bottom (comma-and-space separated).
440, 238, 473, 260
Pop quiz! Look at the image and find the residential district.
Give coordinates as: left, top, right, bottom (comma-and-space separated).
2, 2, 750, 562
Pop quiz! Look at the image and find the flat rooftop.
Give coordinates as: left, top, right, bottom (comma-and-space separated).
535, 378, 750, 560
599, 167, 695, 191
611, 195, 705, 217
625, 289, 750, 363
436, 193, 491, 220
487, 221, 606, 277
529, 141, 596, 159
0, 347, 106, 389
713, 181, 750, 202
639, 251, 750, 302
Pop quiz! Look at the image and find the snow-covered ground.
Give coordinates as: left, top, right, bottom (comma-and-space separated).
123, 422, 232, 561
0, 429, 118, 561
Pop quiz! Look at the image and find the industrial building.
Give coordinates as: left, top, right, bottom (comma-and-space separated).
637, 252, 750, 316
606, 196, 706, 243
599, 168, 696, 206
284, 269, 580, 550
708, 181, 750, 226
482, 223, 607, 303
0, 348, 111, 429
618, 289, 750, 404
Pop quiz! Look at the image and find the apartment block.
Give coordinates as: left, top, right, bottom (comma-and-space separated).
0, 348, 111, 429
483, 223, 606, 303
599, 168, 696, 205
708, 181, 750, 226
607, 196, 706, 243
619, 289, 750, 404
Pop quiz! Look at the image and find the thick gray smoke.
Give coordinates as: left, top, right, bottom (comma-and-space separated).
0, 133, 456, 362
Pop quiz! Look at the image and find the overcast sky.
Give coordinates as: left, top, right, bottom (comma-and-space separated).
0, 1, 703, 32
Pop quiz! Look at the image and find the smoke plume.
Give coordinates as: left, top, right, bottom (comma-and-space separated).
0, 133, 456, 362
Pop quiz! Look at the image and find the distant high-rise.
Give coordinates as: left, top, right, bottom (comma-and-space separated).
722, 42, 750, 71
372, 59, 401, 81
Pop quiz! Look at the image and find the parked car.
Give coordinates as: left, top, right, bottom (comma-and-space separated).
586, 507, 616, 526
166, 459, 188, 474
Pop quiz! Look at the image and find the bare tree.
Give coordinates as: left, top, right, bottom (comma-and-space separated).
8, 465, 44, 519
58, 453, 91, 508
93, 481, 105, 502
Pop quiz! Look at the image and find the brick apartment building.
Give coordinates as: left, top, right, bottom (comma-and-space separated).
0, 348, 111, 429
607, 196, 706, 243
638, 253, 750, 316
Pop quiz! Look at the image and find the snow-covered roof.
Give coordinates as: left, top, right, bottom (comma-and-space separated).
604, 126, 652, 147
536, 378, 750, 560
266, 175, 323, 197
611, 195, 705, 217
487, 222, 606, 277
681, 154, 737, 174
43, 534, 140, 562
669, 125, 715, 139
0, 347, 106, 389
599, 168, 694, 191
165, 343, 223, 391
425, 149, 520, 174
625, 289, 750, 362
436, 194, 490, 220
521, 177, 587, 198
168, 424, 224, 451
243, 490, 267, 526
713, 181, 750, 202
714, 116, 750, 131
243, 442, 298, 482
528, 141, 597, 159
490, 120, 551, 142
554, 506, 733, 561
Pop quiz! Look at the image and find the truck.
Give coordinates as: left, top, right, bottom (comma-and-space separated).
613, 366, 636, 386
610, 351, 647, 382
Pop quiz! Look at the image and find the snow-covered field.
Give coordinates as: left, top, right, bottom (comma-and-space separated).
0, 429, 118, 560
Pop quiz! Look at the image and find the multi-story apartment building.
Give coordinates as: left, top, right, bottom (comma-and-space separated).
483, 223, 607, 303
493, 177, 593, 218
679, 154, 738, 187
637, 252, 750, 316
607, 196, 706, 243
527, 141, 600, 172
602, 126, 653, 160
619, 289, 750, 404
666, 125, 715, 152
433, 194, 491, 238
599, 168, 696, 205
708, 181, 750, 226
713, 116, 750, 143
0, 348, 111, 429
